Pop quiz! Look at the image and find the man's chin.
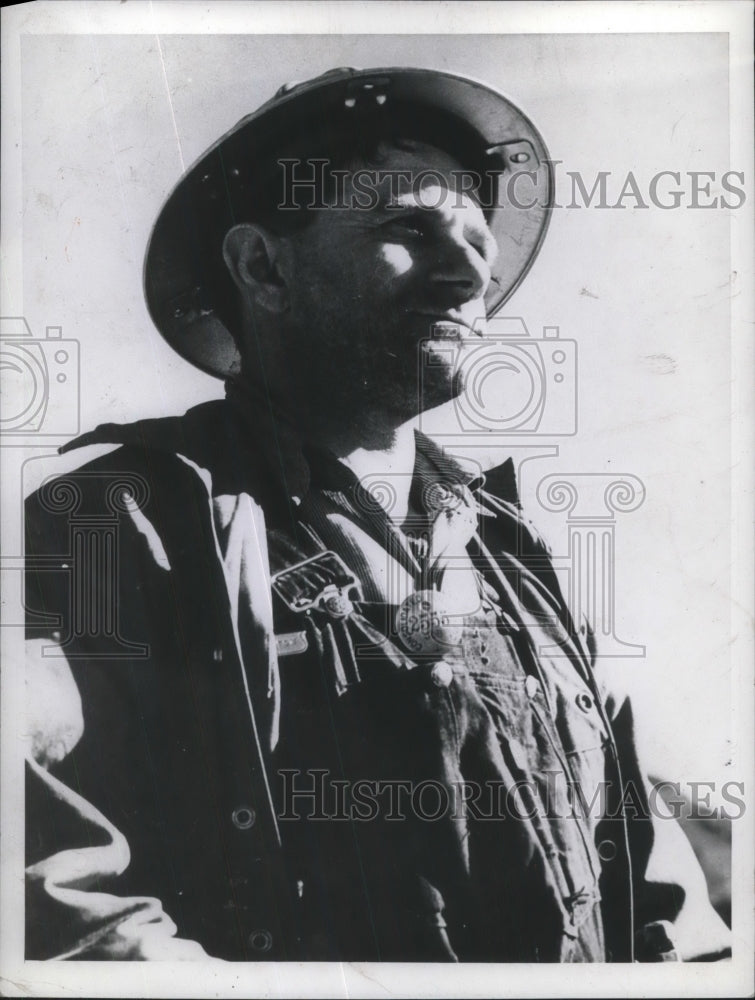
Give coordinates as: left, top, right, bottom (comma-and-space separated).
415, 364, 464, 413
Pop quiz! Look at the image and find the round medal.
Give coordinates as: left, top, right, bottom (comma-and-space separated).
396, 590, 465, 658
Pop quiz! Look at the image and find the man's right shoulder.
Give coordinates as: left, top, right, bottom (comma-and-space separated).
25, 433, 203, 528
24, 398, 265, 518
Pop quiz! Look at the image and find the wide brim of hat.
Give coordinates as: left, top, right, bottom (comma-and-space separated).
144, 67, 553, 379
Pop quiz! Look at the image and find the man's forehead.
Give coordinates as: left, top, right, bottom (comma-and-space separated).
352, 139, 465, 183
337, 139, 487, 211
368, 138, 466, 173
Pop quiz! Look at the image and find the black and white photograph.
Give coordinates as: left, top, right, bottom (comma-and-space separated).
1, 2, 752, 997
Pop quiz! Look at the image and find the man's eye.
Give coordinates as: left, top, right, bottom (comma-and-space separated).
387, 215, 426, 237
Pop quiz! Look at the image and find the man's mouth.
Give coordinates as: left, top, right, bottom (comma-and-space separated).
412, 313, 485, 340
429, 322, 463, 341
381, 314, 485, 361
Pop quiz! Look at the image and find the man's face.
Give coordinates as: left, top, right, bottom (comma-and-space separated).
279, 143, 499, 434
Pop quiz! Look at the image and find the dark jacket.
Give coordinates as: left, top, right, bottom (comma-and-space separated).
24, 398, 731, 962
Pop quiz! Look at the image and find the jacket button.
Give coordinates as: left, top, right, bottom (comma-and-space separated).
576, 692, 593, 712
248, 929, 273, 952
232, 806, 256, 830
213, 648, 224, 662
598, 838, 617, 861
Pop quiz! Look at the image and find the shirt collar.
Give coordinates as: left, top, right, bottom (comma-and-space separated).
304, 428, 520, 513
62, 381, 520, 516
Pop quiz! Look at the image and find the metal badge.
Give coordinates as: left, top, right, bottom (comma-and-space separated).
271, 550, 361, 617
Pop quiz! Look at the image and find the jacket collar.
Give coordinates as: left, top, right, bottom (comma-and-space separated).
61, 385, 520, 518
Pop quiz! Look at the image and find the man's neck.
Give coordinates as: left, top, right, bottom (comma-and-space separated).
339, 420, 418, 525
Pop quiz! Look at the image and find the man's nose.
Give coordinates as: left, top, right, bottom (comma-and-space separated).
429, 232, 491, 303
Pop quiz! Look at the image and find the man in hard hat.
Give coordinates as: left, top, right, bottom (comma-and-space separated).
24, 67, 730, 963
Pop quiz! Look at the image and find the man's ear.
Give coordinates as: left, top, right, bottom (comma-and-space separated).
223, 223, 291, 314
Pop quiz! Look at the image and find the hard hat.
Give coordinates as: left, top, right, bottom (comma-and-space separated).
144, 66, 552, 378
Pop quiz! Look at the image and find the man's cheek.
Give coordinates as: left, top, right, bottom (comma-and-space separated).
379, 243, 414, 277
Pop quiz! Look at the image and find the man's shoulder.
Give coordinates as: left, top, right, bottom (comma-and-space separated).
58, 400, 241, 470
26, 399, 266, 512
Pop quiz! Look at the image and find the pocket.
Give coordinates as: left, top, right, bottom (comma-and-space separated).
543, 674, 612, 817
555, 686, 609, 757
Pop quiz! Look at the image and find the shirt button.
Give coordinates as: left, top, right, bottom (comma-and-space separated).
248, 929, 273, 952
525, 675, 540, 699
576, 692, 593, 712
232, 806, 256, 830
429, 660, 454, 688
